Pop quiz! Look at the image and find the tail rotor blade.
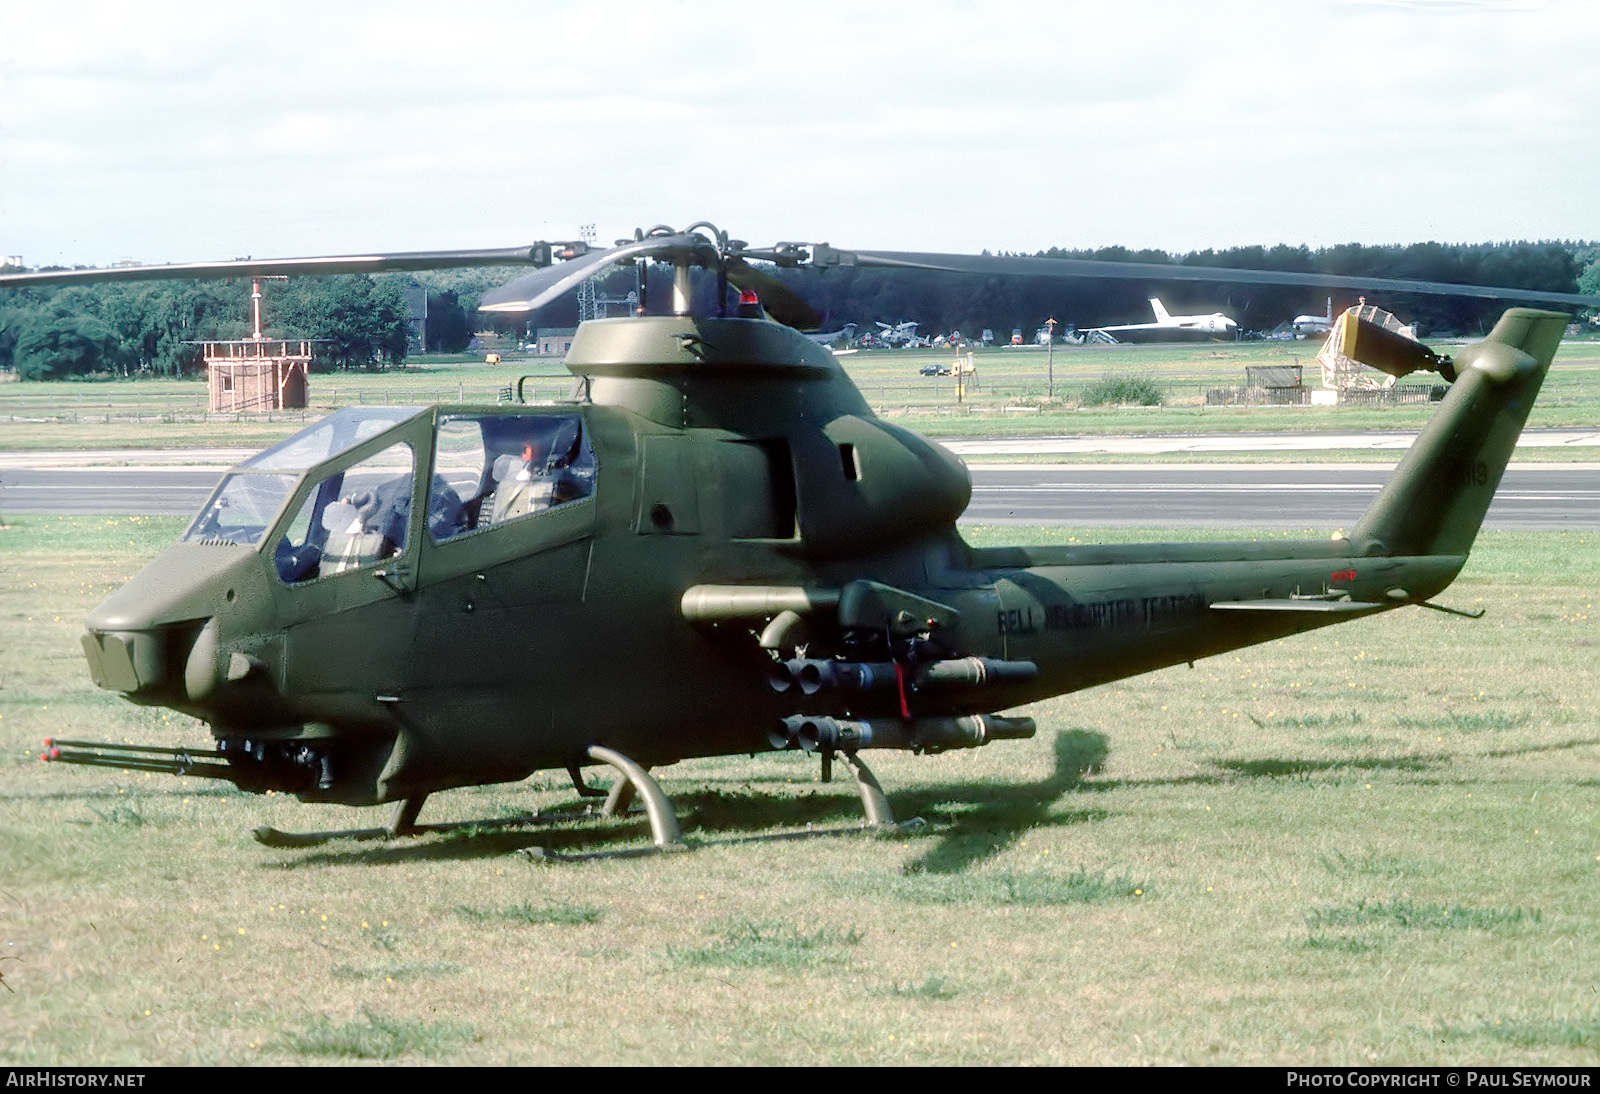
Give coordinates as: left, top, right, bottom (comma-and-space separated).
1337, 312, 1452, 380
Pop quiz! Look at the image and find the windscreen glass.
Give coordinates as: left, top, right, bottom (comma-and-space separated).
273, 443, 416, 583
429, 412, 595, 542
183, 473, 299, 546
241, 407, 422, 472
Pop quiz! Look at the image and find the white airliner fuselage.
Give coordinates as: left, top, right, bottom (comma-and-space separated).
1292, 299, 1335, 336
1086, 298, 1237, 343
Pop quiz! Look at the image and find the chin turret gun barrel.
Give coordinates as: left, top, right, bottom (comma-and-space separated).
42, 736, 339, 794
41, 738, 234, 781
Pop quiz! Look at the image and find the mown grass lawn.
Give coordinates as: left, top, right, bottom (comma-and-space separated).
0, 518, 1594, 1065
3, 337, 1595, 450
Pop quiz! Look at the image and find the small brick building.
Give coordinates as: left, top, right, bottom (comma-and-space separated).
204, 340, 312, 412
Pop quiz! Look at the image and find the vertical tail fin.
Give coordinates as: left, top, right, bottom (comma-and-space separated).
1351, 308, 1567, 558
1149, 297, 1171, 324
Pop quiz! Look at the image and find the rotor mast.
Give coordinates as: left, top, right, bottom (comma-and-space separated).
672, 255, 694, 316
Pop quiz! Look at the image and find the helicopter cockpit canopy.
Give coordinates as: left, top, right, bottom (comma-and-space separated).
181, 404, 599, 587
430, 412, 596, 541
184, 407, 426, 548
273, 439, 417, 583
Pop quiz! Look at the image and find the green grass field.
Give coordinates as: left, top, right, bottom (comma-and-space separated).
2, 339, 1595, 452
1, 517, 1595, 1065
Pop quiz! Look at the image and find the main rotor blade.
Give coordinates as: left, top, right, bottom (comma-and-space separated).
0, 246, 555, 289
725, 256, 821, 330
477, 233, 718, 313
810, 247, 1600, 309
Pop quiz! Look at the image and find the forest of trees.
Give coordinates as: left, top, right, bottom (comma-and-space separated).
779, 239, 1597, 343
0, 274, 423, 380
1, 239, 1594, 380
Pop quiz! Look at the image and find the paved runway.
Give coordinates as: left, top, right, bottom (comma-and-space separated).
940, 427, 1600, 457
962, 464, 1599, 528
2, 428, 1594, 468
3, 460, 1595, 529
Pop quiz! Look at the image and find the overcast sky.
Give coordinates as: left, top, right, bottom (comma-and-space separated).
2, 0, 1595, 269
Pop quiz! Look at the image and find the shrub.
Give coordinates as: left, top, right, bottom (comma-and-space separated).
1078, 373, 1163, 406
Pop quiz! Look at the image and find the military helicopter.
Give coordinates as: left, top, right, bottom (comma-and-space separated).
5, 223, 1595, 851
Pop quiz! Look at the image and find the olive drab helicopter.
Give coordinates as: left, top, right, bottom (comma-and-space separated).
5, 224, 1596, 852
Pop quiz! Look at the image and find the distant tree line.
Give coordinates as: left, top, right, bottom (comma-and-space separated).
3, 240, 1595, 380
0, 274, 420, 380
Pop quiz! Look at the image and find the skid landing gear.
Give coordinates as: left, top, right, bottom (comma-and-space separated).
250, 744, 688, 851
595, 749, 899, 840
251, 746, 903, 852
253, 793, 459, 848
584, 744, 682, 849
837, 752, 897, 831
595, 745, 895, 835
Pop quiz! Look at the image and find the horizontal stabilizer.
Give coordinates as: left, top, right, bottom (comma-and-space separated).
1210, 599, 1386, 614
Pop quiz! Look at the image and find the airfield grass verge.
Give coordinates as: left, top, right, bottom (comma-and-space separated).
952, 449, 1600, 465
3, 338, 1595, 450
5, 403, 1596, 454
0, 517, 1595, 1064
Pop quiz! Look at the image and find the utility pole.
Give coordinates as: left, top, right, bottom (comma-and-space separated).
1045, 317, 1058, 398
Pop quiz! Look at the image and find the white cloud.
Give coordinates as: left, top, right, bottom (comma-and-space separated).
2, 0, 1596, 267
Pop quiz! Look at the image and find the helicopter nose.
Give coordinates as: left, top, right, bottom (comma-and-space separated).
81, 620, 205, 700
81, 541, 260, 702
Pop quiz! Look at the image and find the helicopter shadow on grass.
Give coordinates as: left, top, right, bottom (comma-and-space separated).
1478, 735, 1600, 760
259, 732, 1598, 870
671, 783, 889, 832
265, 812, 669, 869
883, 738, 1522, 876
1208, 755, 1441, 779
884, 729, 1112, 876
265, 775, 890, 869
1067, 735, 1600, 801
263, 733, 1114, 870
656, 727, 1120, 872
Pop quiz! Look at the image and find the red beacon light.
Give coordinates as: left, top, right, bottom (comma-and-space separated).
736, 289, 764, 318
